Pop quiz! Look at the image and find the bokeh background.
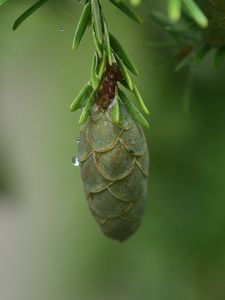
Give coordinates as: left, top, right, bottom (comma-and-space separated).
1, 1, 225, 299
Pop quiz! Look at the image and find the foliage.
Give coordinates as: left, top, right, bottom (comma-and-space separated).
150, 1, 225, 69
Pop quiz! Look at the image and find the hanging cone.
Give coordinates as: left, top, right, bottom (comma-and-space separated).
78, 101, 149, 242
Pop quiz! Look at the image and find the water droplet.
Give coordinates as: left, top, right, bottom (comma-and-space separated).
72, 156, 80, 167
60, 26, 65, 32
75, 137, 80, 144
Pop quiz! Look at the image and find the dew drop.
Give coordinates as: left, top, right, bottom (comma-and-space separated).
75, 137, 80, 144
72, 156, 80, 167
60, 26, 65, 32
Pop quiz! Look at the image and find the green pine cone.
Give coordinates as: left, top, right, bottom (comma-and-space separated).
78, 104, 149, 242
196, 0, 225, 46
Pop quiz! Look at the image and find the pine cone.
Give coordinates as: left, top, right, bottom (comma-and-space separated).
78, 104, 149, 242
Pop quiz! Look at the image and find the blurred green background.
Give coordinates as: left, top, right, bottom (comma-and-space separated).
1, 1, 225, 300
